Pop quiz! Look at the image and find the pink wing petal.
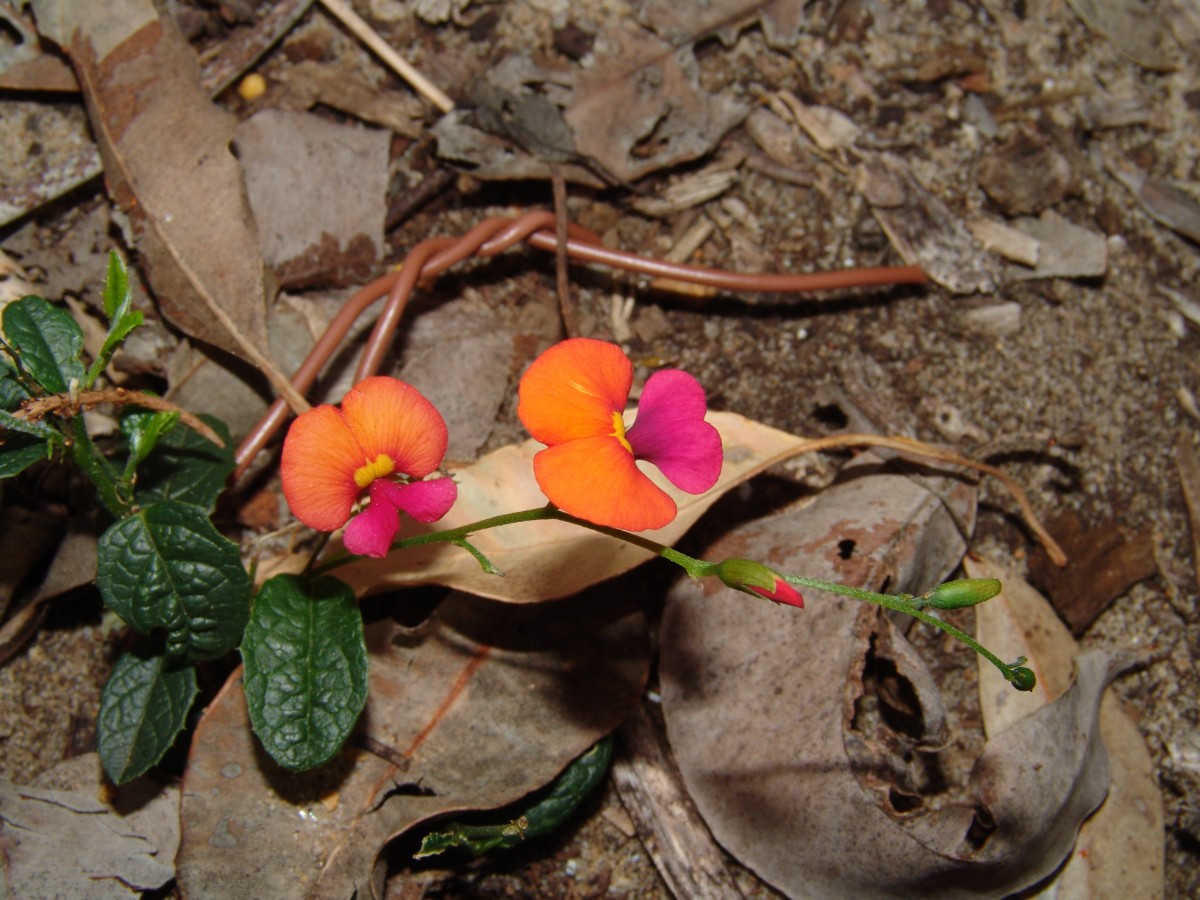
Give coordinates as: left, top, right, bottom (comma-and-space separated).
371, 477, 458, 524
625, 370, 722, 494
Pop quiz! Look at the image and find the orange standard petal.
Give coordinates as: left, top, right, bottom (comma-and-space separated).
340, 376, 448, 478
533, 435, 677, 531
518, 339, 633, 446
281, 404, 367, 532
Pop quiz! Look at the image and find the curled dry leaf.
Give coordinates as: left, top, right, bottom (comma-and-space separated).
176, 592, 649, 899
967, 554, 1164, 897
31, 0, 303, 409
257, 411, 806, 602
659, 456, 1121, 898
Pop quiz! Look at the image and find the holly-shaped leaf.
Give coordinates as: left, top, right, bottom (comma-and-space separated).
97, 501, 250, 662
1, 296, 84, 393
98, 645, 198, 784
134, 414, 232, 511
241, 574, 368, 771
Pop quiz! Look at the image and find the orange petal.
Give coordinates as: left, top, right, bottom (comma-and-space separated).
518, 339, 632, 445
340, 377, 448, 478
533, 436, 676, 531
281, 405, 365, 531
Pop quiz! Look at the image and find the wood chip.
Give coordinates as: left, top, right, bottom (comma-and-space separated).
612, 698, 748, 899
1010, 210, 1107, 280
967, 216, 1040, 267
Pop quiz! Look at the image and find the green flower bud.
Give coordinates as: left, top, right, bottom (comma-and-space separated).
919, 578, 1002, 609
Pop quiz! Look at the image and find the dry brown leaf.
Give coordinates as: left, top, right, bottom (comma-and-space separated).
1065, 0, 1179, 71
855, 153, 997, 294
30, 0, 304, 409
176, 592, 649, 898
659, 456, 1121, 898
636, 0, 809, 49
0, 755, 178, 898
257, 411, 805, 602
968, 555, 1164, 898
235, 110, 389, 289
563, 27, 748, 183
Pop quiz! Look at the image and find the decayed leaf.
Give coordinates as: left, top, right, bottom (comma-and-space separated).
1064, 0, 1179, 71
0, 754, 178, 898
258, 411, 806, 602
564, 27, 748, 184
30, 0, 303, 409
659, 456, 1121, 898
637, 0, 810, 49
968, 555, 1164, 898
176, 592, 649, 898
235, 110, 389, 289
855, 153, 997, 294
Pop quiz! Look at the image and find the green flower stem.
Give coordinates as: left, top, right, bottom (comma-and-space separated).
311, 503, 1032, 691
783, 575, 1034, 690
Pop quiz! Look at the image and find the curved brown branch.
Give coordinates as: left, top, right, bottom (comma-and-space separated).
15, 388, 224, 447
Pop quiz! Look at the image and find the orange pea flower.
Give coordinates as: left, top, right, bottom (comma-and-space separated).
281, 377, 457, 558
517, 338, 722, 531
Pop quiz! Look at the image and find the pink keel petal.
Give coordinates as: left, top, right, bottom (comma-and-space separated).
625, 370, 722, 494
370, 477, 458, 523
343, 488, 401, 558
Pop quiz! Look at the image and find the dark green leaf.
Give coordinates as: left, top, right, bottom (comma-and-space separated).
102, 250, 132, 322
1, 296, 84, 393
416, 736, 613, 858
135, 414, 233, 511
241, 574, 368, 771
0, 369, 30, 411
0, 408, 58, 441
120, 409, 180, 482
98, 645, 198, 784
97, 501, 251, 662
0, 431, 51, 478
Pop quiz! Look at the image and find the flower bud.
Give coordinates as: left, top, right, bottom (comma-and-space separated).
712, 559, 804, 608
920, 578, 1002, 609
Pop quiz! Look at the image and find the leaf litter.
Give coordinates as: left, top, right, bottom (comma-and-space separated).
2, 0, 1198, 895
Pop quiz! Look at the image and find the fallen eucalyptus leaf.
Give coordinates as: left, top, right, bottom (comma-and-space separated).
31, 1, 302, 408
0, 755, 178, 898
564, 27, 748, 183
258, 411, 807, 602
659, 456, 1121, 897
967, 555, 1164, 898
176, 592, 648, 898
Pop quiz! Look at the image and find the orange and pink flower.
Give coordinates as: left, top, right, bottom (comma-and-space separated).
517, 338, 722, 531
281, 376, 457, 558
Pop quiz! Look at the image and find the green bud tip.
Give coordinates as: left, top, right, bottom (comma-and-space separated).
711, 559, 804, 608
921, 578, 1002, 609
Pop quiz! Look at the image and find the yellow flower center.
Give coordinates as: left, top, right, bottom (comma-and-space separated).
610, 411, 633, 454
354, 454, 395, 489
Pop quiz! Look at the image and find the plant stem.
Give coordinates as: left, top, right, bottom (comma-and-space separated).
783, 575, 1033, 688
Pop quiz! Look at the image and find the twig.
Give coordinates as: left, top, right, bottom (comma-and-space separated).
317, 0, 454, 113
550, 166, 577, 336
14, 388, 224, 447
